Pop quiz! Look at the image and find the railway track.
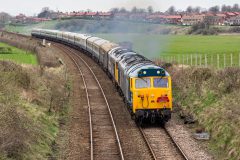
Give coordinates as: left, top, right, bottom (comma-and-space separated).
55, 43, 124, 160
140, 126, 189, 160
55, 42, 188, 160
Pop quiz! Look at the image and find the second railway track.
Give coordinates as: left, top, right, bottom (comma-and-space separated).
55, 43, 124, 160
140, 126, 189, 160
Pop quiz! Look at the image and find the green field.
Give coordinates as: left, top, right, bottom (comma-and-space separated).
0, 42, 37, 65
95, 34, 240, 67
95, 34, 240, 56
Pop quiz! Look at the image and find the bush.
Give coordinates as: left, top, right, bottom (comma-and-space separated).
188, 22, 219, 35
229, 26, 240, 33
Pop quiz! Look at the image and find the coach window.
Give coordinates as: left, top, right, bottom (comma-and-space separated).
135, 78, 151, 89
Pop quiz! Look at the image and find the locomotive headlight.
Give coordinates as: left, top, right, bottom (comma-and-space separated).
157, 71, 160, 74
143, 71, 147, 74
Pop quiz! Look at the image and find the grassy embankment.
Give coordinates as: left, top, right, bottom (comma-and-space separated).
0, 44, 70, 159
165, 65, 240, 160
0, 42, 37, 65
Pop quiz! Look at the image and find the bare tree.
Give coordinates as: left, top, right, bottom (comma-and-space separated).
110, 8, 120, 14
186, 6, 193, 13
147, 6, 154, 14
119, 7, 127, 13
232, 4, 240, 12
131, 6, 137, 13
167, 6, 176, 15
193, 7, 201, 13
209, 5, 220, 13
221, 5, 227, 12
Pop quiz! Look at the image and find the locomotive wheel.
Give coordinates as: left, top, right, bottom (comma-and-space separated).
135, 116, 143, 127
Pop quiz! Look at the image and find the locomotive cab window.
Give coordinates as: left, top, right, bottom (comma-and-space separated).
154, 78, 169, 88
135, 78, 151, 89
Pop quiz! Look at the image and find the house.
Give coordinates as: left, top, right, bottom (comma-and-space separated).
165, 15, 182, 24
75, 12, 86, 18
146, 14, 166, 23
204, 13, 224, 25
216, 13, 227, 25
98, 12, 113, 19
225, 12, 237, 18
228, 15, 240, 26
85, 12, 98, 18
15, 14, 27, 23
182, 14, 205, 25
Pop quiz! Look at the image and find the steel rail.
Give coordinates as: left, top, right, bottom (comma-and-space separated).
139, 127, 158, 160
164, 127, 190, 160
54, 44, 94, 160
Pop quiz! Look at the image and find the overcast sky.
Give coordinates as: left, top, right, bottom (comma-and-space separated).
0, 0, 239, 16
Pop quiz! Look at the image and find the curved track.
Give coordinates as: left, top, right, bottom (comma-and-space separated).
56, 42, 188, 160
55, 43, 124, 160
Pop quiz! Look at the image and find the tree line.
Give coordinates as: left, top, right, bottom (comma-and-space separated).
110, 3, 240, 15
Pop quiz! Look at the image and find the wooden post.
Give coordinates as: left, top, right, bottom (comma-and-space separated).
224, 54, 226, 68
200, 54, 202, 66
211, 55, 213, 67
231, 54, 233, 67
195, 54, 198, 66
187, 55, 189, 65
239, 53, 240, 67
182, 55, 184, 65
217, 54, 220, 69
205, 54, 207, 67
191, 54, 193, 66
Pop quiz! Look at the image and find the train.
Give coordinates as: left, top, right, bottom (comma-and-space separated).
31, 29, 173, 125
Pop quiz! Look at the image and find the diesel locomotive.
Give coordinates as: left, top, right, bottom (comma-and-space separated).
31, 29, 173, 125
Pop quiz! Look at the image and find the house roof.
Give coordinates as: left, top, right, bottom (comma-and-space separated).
146, 14, 166, 19
75, 12, 86, 16
85, 12, 97, 16
216, 13, 226, 17
225, 12, 237, 16
165, 15, 182, 19
182, 14, 205, 19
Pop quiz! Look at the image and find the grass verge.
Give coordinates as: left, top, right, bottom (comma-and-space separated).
0, 42, 37, 65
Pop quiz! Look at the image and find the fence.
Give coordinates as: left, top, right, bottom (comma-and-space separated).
155, 53, 240, 69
